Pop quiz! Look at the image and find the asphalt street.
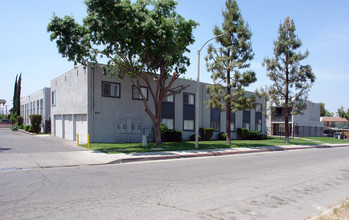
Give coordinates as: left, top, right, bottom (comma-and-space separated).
0, 130, 349, 220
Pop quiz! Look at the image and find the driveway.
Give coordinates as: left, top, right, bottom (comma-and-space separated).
0, 128, 111, 169
0, 128, 84, 153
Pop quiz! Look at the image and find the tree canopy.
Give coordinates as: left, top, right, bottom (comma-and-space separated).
205, 0, 256, 144
263, 17, 315, 143
48, 0, 198, 144
337, 106, 349, 122
11, 73, 21, 116
320, 102, 334, 117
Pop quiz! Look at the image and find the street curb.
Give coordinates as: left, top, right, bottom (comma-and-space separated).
107, 144, 349, 164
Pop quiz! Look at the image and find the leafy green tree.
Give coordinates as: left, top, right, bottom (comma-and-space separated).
12, 74, 18, 115
16, 73, 22, 116
11, 73, 22, 116
206, 0, 256, 144
320, 102, 334, 117
337, 106, 349, 122
47, 0, 197, 144
263, 17, 315, 143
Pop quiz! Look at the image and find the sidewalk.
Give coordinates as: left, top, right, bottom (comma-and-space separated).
1, 142, 348, 171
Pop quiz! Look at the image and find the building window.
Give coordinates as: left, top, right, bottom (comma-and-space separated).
184, 93, 194, 105
256, 123, 262, 132
184, 120, 194, 131
40, 99, 43, 115
162, 118, 174, 129
230, 122, 235, 131
256, 103, 262, 112
243, 123, 250, 130
102, 81, 120, 98
243, 110, 250, 131
132, 86, 148, 100
210, 108, 220, 132
52, 91, 56, 106
37, 100, 39, 114
162, 94, 175, 129
183, 93, 195, 131
164, 95, 174, 103
230, 112, 236, 132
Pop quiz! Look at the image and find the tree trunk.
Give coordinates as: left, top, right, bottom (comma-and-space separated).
285, 55, 289, 144
153, 118, 162, 145
226, 105, 231, 145
226, 51, 231, 145
284, 109, 289, 143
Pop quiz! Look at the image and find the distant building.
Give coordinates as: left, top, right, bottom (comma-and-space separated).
20, 88, 51, 133
266, 101, 324, 137
50, 63, 266, 143
320, 117, 349, 137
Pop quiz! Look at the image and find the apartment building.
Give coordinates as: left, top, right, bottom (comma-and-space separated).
266, 101, 324, 137
50, 64, 266, 143
20, 87, 51, 133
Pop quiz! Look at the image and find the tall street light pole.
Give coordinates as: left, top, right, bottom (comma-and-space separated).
195, 34, 225, 149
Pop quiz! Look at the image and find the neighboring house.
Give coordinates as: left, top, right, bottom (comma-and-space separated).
320, 117, 349, 137
20, 87, 51, 133
50, 63, 266, 143
266, 101, 324, 137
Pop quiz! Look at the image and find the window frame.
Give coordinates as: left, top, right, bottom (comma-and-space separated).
162, 118, 174, 129
210, 107, 220, 132
132, 85, 148, 100
163, 94, 174, 103
183, 92, 195, 131
102, 81, 121, 98
183, 119, 195, 131
51, 91, 56, 107
243, 123, 250, 130
230, 122, 235, 132
183, 93, 195, 105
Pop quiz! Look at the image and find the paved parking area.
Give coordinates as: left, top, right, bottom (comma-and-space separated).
0, 128, 85, 153
0, 128, 113, 170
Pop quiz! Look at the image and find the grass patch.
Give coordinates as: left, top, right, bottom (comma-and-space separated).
309, 198, 349, 220
81, 136, 316, 154
304, 137, 349, 144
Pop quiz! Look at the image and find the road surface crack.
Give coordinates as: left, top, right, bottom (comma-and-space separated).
157, 201, 223, 220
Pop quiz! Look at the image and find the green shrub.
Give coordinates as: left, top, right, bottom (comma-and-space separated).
248, 131, 260, 140
199, 127, 214, 141
17, 116, 23, 126
30, 114, 42, 134
237, 128, 267, 140
0, 114, 7, 120
167, 129, 182, 142
12, 124, 19, 131
160, 123, 169, 141
160, 123, 182, 142
9, 114, 17, 124
28, 125, 35, 133
261, 134, 268, 140
23, 125, 30, 131
19, 125, 23, 129
190, 134, 201, 141
217, 132, 226, 140
237, 128, 249, 140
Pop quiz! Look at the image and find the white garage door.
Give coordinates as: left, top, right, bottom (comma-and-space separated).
76, 114, 88, 143
54, 115, 62, 138
64, 115, 74, 141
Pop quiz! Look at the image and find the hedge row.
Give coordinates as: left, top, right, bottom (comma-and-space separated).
237, 128, 267, 140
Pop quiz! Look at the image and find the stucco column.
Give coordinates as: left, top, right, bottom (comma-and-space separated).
62, 114, 65, 139
73, 114, 76, 141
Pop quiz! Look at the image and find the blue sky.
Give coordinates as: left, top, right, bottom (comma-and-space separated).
0, 0, 348, 114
